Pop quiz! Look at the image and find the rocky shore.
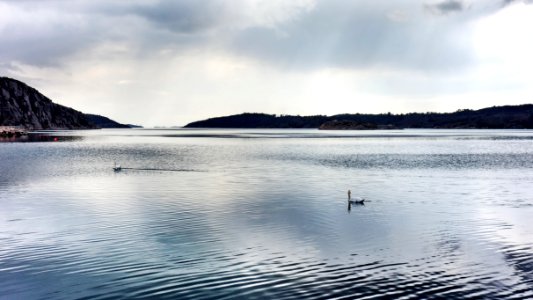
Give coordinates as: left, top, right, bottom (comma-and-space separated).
318, 120, 400, 130
319, 120, 378, 130
0, 126, 27, 137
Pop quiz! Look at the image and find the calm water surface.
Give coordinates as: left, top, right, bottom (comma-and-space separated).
1, 129, 533, 299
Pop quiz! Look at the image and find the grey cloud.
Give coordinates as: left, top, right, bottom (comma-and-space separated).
231, 1, 474, 72
0, 21, 96, 67
502, 0, 533, 6
128, 1, 229, 34
424, 0, 464, 15
0, 0, 206, 66
0, 0, 508, 73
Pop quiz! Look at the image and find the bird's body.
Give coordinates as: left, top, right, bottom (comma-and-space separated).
349, 197, 365, 204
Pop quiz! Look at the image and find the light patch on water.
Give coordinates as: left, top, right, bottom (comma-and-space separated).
1, 129, 532, 299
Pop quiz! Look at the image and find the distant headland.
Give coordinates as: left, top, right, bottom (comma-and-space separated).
3, 76, 533, 130
185, 105, 533, 129
0, 77, 138, 130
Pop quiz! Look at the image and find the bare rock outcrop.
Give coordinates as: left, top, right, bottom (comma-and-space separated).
0, 77, 95, 130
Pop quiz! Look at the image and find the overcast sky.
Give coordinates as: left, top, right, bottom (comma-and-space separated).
1, 0, 532, 126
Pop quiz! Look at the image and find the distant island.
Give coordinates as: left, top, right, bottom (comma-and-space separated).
185, 105, 533, 129
0, 77, 137, 130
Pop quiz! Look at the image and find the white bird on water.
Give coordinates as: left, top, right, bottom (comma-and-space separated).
113, 161, 122, 172
347, 189, 365, 204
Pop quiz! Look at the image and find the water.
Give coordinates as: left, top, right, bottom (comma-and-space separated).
1, 129, 533, 299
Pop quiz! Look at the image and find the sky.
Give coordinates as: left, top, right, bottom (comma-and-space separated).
1, 0, 533, 127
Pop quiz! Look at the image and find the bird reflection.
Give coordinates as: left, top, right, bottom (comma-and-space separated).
347, 199, 365, 212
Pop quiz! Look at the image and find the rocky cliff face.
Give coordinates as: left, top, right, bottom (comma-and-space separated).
0, 77, 95, 130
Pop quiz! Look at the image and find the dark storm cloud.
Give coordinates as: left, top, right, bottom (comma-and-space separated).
0, 0, 513, 72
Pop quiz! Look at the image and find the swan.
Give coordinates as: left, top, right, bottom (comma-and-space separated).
347, 190, 365, 204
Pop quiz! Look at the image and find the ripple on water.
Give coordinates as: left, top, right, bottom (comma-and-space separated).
1, 129, 533, 299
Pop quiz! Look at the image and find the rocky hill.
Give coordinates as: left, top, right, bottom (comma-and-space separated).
0, 77, 130, 130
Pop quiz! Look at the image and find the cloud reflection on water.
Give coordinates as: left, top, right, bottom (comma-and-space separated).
1, 129, 532, 298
